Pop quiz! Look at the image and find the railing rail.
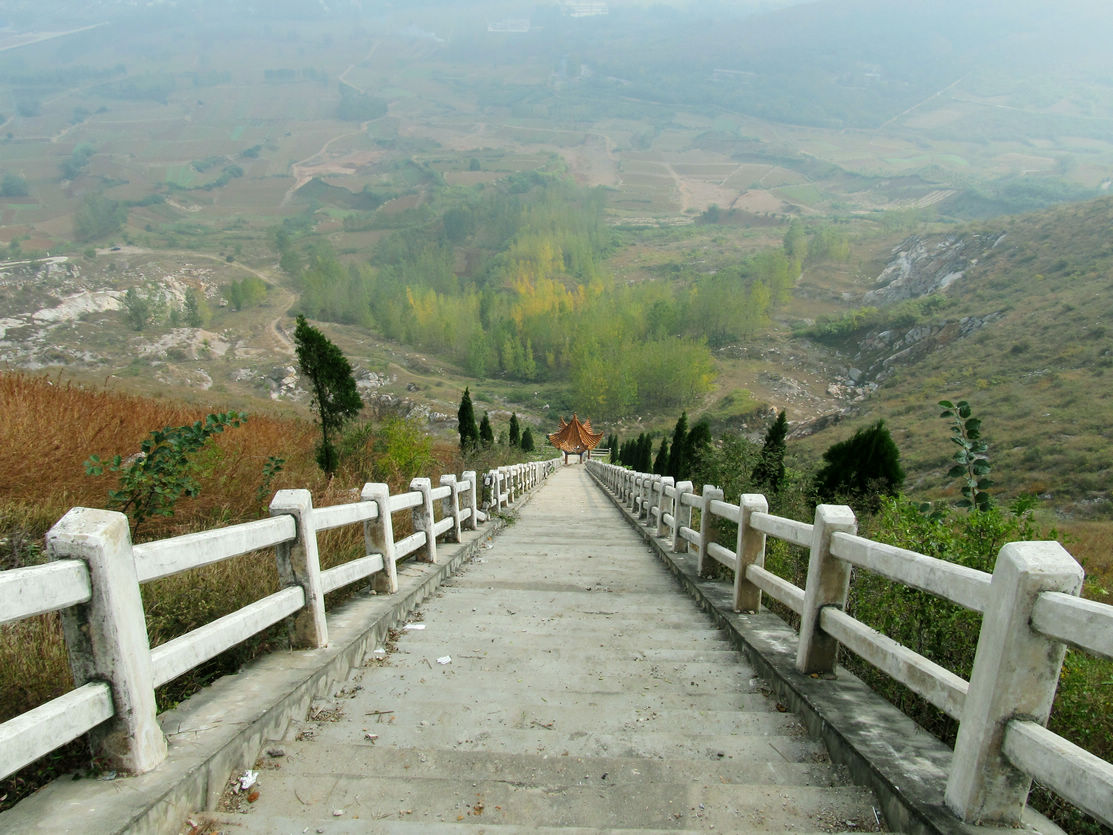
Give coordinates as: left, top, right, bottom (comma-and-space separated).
587, 459, 1112, 829
0, 458, 559, 785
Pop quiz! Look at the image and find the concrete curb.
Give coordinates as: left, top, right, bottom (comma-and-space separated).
588, 468, 1063, 835
1, 492, 537, 835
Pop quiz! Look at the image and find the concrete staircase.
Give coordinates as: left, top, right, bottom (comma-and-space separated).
194, 467, 881, 833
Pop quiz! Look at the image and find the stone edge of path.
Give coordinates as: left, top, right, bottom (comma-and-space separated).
0, 491, 537, 835
586, 467, 1065, 835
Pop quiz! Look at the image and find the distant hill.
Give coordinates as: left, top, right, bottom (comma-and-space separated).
562, 0, 1113, 133
795, 195, 1113, 519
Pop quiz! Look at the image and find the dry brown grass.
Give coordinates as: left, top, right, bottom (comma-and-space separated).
0, 372, 324, 539
1059, 521, 1113, 597
0, 371, 467, 810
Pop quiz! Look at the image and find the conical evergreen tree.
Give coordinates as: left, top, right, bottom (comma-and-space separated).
521, 427, 535, 452
814, 419, 904, 510
685, 418, 712, 478
637, 433, 653, 472
653, 438, 670, 475
752, 410, 788, 494
508, 413, 521, 448
667, 412, 689, 479
479, 412, 494, 448
457, 387, 479, 452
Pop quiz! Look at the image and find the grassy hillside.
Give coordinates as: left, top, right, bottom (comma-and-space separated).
795, 196, 1113, 524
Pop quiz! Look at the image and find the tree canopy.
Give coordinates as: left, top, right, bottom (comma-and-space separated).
752, 410, 788, 494
294, 315, 363, 475
457, 387, 479, 452
814, 420, 904, 509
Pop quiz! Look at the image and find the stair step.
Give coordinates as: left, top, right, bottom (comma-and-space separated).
183, 467, 881, 834
299, 696, 797, 737
287, 720, 827, 764
325, 668, 757, 703
198, 813, 873, 834
384, 624, 737, 650
266, 744, 848, 788
202, 773, 877, 831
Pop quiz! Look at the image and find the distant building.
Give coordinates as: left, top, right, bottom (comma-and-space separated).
488, 19, 531, 33
563, 1, 609, 18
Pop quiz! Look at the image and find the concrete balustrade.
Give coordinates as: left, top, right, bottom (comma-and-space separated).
586, 460, 1113, 829
51, 508, 168, 775
270, 489, 329, 649
671, 481, 694, 553
0, 458, 558, 786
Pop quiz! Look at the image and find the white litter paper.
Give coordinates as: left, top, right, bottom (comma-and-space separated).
403, 623, 426, 631
239, 770, 258, 792
436, 655, 452, 665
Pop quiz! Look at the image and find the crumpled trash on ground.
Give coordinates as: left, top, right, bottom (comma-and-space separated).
238, 769, 258, 792
436, 655, 452, 665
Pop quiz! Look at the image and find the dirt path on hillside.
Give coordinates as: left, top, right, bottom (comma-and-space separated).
279, 43, 382, 208
103, 247, 295, 355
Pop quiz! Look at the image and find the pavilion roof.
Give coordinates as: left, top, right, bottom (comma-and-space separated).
548, 414, 604, 453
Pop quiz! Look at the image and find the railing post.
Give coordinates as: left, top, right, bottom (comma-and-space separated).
410, 477, 438, 563
796, 504, 857, 675
361, 483, 398, 594
483, 470, 497, 513
270, 489, 328, 649
440, 474, 462, 543
655, 477, 674, 537
735, 494, 769, 613
462, 470, 480, 530
47, 508, 167, 773
672, 481, 694, 552
945, 541, 1083, 824
645, 476, 655, 523
697, 485, 723, 576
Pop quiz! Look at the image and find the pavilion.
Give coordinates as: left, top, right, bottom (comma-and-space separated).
548, 414, 604, 464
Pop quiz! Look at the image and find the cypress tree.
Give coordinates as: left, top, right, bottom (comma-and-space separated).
653, 438, 670, 475
457, 387, 479, 452
685, 418, 712, 478
521, 427, 535, 452
667, 412, 689, 479
294, 315, 363, 476
814, 419, 904, 509
508, 412, 521, 448
638, 433, 653, 472
752, 410, 788, 494
479, 412, 494, 448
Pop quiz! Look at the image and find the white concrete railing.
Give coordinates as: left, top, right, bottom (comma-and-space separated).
587, 460, 1113, 830
0, 459, 559, 784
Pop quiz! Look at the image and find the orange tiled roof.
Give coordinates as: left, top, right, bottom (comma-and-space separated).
548, 413, 604, 453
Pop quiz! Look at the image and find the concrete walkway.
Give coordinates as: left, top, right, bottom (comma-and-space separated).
200, 465, 881, 833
